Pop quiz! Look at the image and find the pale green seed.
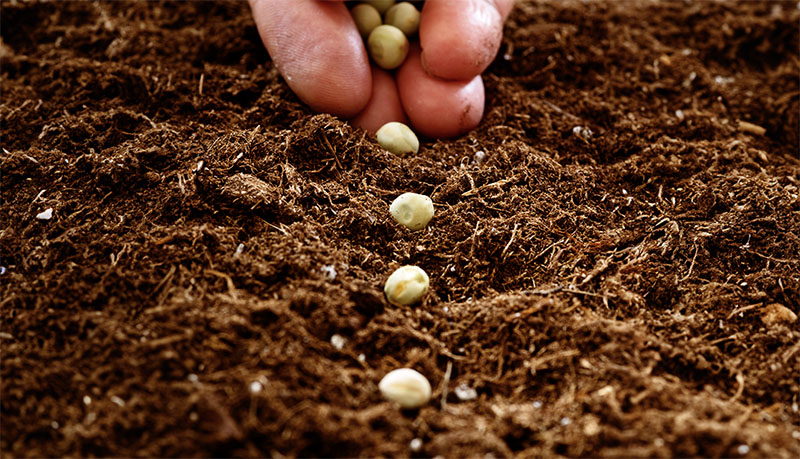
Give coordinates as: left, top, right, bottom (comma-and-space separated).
350, 3, 382, 39
367, 24, 409, 70
390, 193, 434, 231
376, 121, 418, 156
384, 265, 429, 306
384, 2, 420, 36
365, 0, 396, 15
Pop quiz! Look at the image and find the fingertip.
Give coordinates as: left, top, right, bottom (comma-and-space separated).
397, 46, 484, 138
350, 66, 407, 135
250, 0, 371, 117
419, 0, 505, 81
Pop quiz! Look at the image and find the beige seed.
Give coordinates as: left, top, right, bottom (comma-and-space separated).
385, 2, 420, 36
379, 368, 431, 409
390, 193, 434, 231
384, 265, 429, 306
350, 3, 382, 39
366, 0, 396, 15
367, 24, 409, 70
376, 121, 418, 156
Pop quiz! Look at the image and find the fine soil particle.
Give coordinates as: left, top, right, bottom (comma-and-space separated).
2, 1, 799, 457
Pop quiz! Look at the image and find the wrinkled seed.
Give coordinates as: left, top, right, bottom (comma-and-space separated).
384, 265, 429, 306
376, 121, 418, 156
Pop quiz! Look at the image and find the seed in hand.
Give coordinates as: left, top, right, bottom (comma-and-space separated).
376, 121, 419, 156
390, 193, 434, 231
384, 265, 429, 306
385, 2, 420, 37
379, 368, 432, 409
367, 24, 409, 70
366, 0, 396, 15
350, 3, 382, 39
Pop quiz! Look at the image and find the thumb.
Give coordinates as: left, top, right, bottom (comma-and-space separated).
249, 0, 372, 118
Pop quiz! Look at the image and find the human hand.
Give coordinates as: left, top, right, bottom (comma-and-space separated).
249, 0, 514, 138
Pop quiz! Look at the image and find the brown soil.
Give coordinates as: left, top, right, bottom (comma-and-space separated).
2, 0, 799, 457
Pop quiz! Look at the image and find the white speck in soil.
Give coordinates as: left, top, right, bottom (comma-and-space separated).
36, 208, 53, 220
330, 334, 346, 350
321, 264, 337, 281
249, 381, 263, 394
410, 438, 423, 452
454, 383, 478, 401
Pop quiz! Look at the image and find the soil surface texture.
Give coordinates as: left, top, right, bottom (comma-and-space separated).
2, 1, 799, 457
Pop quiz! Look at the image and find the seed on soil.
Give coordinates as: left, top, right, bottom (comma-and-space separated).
350, 3, 382, 39
366, 0, 395, 15
376, 121, 418, 156
384, 2, 420, 36
367, 24, 409, 70
390, 192, 434, 231
378, 368, 431, 409
384, 265, 429, 306
761, 303, 797, 325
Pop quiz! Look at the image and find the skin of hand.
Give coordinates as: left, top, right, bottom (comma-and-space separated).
249, 0, 514, 138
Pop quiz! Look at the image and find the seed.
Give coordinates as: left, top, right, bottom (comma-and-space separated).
384, 2, 420, 36
376, 121, 418, 156
366, 0, 396, 15
378, 368, 431, 409
390, 192, 434, 231
350, 3, 382, 39
367, 24, 409, 70
384, 265, 429, 306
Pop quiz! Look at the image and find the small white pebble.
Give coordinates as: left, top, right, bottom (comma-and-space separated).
110, 395, 125, 407
320, 264, 337, 281
737, 444, 750, 455
330, 334, 346, 350
384, 265, 429, 306
390, 193, 434, 231
793, 430, 800, 439
560, 417, 572, 426
249, 381, 263, 394
36, 208, 53, 220
187, 373, 199, 383
410, 438, 423, 452
189, 412, 199, 422
453, 382, 477, 401
654, 438, 665, 447
472, 150, 486, 164
234, 243, 245, 257
379, 368, 432, 409
675, 109, 685, 121
83, 395, 92, 406
51, 421, 59, 429
358, 353, 366, 363
572, 126, 593, 141
533, 400, 543, 409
